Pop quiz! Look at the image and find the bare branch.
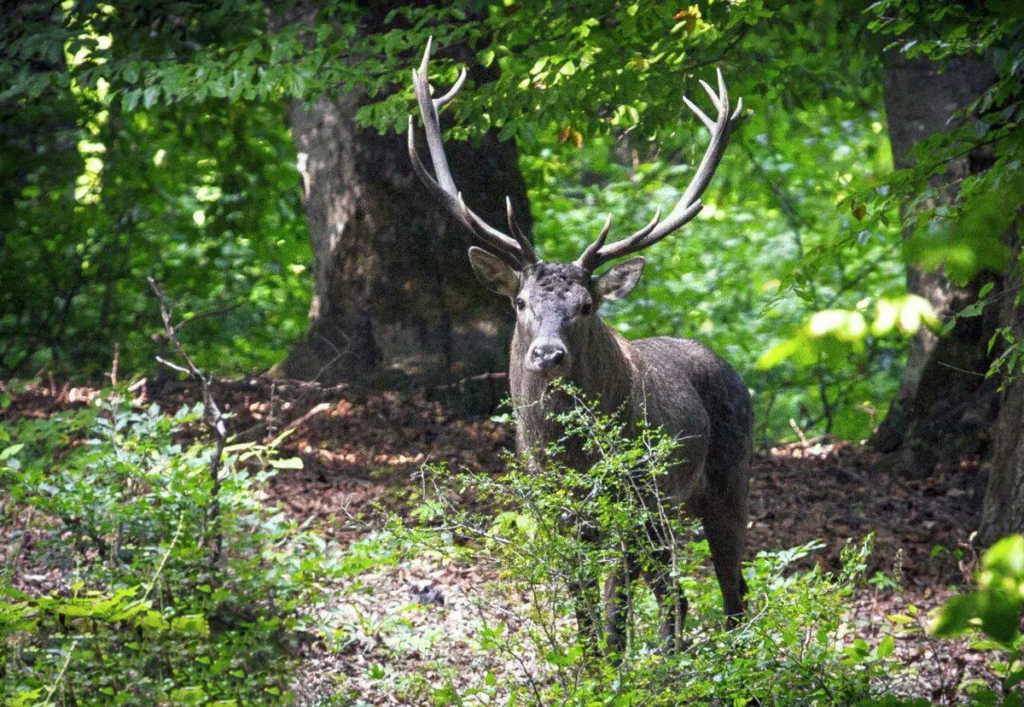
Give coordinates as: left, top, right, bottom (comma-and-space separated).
148, 276, 226, 562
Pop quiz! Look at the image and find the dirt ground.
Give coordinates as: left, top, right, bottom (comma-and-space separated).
1, 376, 998, 703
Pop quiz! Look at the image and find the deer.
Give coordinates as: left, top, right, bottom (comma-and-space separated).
408, 39, 753, 655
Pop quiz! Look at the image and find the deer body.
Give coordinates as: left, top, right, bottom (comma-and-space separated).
512, 321, 752, 511
408, 39, 752, 650
506, 262, 752, 644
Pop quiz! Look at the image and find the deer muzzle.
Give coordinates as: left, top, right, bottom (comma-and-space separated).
528, 341, 570, 375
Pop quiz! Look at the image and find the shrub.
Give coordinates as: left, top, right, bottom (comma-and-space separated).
407, 387, 898, 704
929, 534, 1024, 703
0, 389, 347, 705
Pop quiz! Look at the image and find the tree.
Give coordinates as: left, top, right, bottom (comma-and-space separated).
980, 240, 1024, 544
861, 1, 1024, 536
870, 51, 1000, 476
277, 41, 530, 388
261, 2, 532, 389
20, 0, 1004, 457
1, 1, 535, 393
1, 1, 314, 377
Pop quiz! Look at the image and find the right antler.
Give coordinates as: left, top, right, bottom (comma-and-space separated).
408, 38, 537, 268
575, 69, 744, 273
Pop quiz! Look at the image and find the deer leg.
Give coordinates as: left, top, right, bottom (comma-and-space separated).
702, 500, 748, 625
570, 575, 602, 653
644, 544, 687, 649
603, 552, 641, 659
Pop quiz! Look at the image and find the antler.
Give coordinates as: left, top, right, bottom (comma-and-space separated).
408, 38, 537, 267
575, 68, 744, 273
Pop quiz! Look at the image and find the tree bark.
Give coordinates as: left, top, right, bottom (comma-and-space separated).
872, 52, 1001, 476
978, 242, 1024, 545
275, 30, 531, 398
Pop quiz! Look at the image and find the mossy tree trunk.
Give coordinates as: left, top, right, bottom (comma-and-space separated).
979, 241, 1024, 545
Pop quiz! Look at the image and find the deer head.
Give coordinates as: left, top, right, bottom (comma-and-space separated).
408, 39, 744, 377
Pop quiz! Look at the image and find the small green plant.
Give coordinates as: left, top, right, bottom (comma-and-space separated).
0, 389, 348, 704
931, 534, 1024, 703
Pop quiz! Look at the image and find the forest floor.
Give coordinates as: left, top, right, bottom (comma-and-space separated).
3, 376, 998, 704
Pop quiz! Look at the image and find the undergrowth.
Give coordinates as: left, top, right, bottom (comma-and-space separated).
392, 387, 902, 705
0, 389, 394, 705
2, 385, 1022, 705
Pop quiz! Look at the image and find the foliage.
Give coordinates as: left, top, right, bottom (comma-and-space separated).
397, 387, 899, 704
523, 93, 902, 442
2, 0, 1021, 440
868, 0, 1024, 375
0, 53, 310, 377
0, 389, 369, 704
928, 535, 1024, 703
1, 0, 911, 443
761, 0, 1024, 386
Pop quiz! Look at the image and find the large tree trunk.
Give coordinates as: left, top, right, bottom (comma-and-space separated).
275, 28, 530, 400
978, 242, 1024, 545
872, 53, 1001, 476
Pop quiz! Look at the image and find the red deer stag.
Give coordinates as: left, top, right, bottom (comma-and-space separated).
408, 39, 752, 653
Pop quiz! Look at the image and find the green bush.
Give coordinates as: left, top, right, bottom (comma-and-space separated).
407, 387, 898, 704
0, 389, 351, 705
929, 534, 1024, 704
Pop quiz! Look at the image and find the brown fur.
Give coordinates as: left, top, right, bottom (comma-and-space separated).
499, 260, 753, 650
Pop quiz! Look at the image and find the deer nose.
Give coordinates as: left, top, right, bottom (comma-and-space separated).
530, 343, 567, 370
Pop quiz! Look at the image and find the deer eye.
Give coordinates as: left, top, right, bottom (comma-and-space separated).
515, 297, 526, 311
580, 302, 593, 316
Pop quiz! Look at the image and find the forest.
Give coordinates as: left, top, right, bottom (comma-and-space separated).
2, 0, 1024, 704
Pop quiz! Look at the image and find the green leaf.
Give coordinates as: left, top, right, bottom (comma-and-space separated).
982, 534, 1024, 581
1, 443, 24, 460
171, 614, 210, 636
142, 85, 161, 108
931, 593, 981, 637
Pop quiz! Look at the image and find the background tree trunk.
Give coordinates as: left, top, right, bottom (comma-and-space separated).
978, 241, 1024, 544
274, 15, 531, 404
872, 52, 1001, 477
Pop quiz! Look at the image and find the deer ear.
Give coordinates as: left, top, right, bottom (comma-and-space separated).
593, 257, 645, 302
468, 247, 519, 298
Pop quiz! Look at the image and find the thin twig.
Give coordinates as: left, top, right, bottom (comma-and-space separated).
148, 277, 227, 562
43, 637, 80, 705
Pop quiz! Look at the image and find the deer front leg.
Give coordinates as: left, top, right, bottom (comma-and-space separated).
569, 574, 602, 653
646, 544, 688, 650
603, 552, 641, 659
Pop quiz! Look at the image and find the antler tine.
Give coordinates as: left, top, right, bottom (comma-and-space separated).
699, 79, 721, 112
408, 39, 537, 266
457, 193, 524, 258
574, 214, 613, 271
436, 67, 467, 107
575, 68, 744, 272
731, 96, 744, 122
507, 196, 539, 263
577, 208, 661, 270
682, 96, 715, 131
